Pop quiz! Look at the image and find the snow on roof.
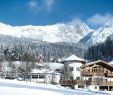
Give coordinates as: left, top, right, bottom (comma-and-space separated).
46, 70, 54, 73
108, 60, 113, 64
31, 69, 54, 74
83, 60, 106, 66
82, 60, 113, 70
48, 63, 64, 70
31, 69, 45, 73
62, 55, 85, 62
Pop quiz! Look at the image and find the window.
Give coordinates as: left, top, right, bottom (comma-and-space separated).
39, 75, 45, 79
95, 86, 97, 89
76, 77, 80, 80
70, 67, 73, 71
98, 68, 102, 72
94, 78, 103, 81
76, 67, 80, 71
70, 76, 73, 80
92, 66, 103, 73
27, 75, 31, 78
78, 85, 84, 88
92, 67, 98, 72
32, 75, 38, 79
88, 78, 91, 81
56, 69, 60, 72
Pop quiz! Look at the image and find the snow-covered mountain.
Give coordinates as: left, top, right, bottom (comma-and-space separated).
80, 20, 113, 45
0, 22, 92, 43
1, 20, 113, 45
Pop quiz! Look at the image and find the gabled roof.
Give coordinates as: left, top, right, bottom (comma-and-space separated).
30, 69, 54, 74
48, 62, 64, 70
61, 55, 85, 63
82, 60, 113, 71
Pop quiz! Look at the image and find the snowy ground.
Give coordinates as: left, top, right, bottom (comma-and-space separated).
0, 79, 112, 95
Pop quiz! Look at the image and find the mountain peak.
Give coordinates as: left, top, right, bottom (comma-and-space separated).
0, 22, 12, 29
104, 19, 113, 28
0, 22, 7, 26
80, 19, 113, 45
0, 22, 92, 43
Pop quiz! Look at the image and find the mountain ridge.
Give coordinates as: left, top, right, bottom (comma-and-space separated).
0, 20, 113, 45
0, 22, 93, 43
83, 19, 113, 44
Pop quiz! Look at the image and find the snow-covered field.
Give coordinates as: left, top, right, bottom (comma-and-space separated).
0, 79, 112, 95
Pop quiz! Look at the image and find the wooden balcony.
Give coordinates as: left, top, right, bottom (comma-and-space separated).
82, 72, 93, 76
88, 81, 113, 85
107, 73, 113, 77
82, 71, 104, 76
60, 80, 113, 86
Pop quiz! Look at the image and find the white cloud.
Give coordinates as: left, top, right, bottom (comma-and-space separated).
27, 0, 39, 14
27, 0, 55, 14
87, 13, 113, 26
44, 0, 54, 11
69, 18, 83, 24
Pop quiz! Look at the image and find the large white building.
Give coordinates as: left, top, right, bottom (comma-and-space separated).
60, 58, 113, 91
61, 55, 86, 89
27, 62, 63, 84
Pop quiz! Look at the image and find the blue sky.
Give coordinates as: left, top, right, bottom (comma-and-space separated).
0, 0, 113, 28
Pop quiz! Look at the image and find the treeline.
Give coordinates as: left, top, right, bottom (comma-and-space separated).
0, 35, 86, 62
84, 36, 113, 62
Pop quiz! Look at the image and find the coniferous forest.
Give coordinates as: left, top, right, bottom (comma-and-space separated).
0, 34, 113, 62
84, 36, 113, 62
0, 35, 86, 62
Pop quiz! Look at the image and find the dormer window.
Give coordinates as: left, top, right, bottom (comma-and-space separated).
92, 66, 103, 72
92, 67, 97, 72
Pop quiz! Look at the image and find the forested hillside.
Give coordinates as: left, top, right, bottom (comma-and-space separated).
84, 36, 113, 62
0, 35, 86, 62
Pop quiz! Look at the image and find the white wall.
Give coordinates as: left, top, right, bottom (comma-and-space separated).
31, 79, 45, 83
105, 77, 113, 81
46, 74, 52, 83
53, 74, 60, 84
28, 74, 53, 83
74, 85, 78, 89
86, 85, 99, 91
69, 62, 82, 80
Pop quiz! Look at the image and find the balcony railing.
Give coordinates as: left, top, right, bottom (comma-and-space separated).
82, 72, 93, 76
60, 80, 113, 86
82, 71, 104, 76
81, 71, 113, 77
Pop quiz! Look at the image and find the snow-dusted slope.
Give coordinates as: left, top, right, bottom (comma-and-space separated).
0, 22, 92, 43
0, 79, 110, 95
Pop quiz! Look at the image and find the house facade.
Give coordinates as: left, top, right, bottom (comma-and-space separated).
26, 62, 62, 84
27, 69, 47, 83
27, 69, 61, 84
60, 55, 86, 89
81, 60, 113, 91
60, 57, 113, 91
